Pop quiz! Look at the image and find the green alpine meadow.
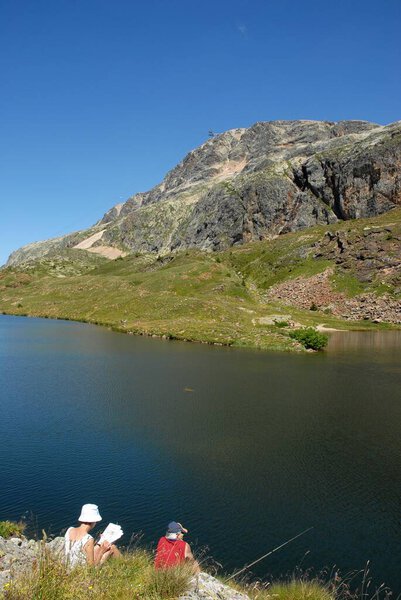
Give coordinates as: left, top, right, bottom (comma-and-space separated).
1, 207, 400, 352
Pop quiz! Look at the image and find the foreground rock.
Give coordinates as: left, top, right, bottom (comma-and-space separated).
0, 535, 64, 590
181, 572, 249, 599
7, 119, 401, 266
0, 536, 249, 599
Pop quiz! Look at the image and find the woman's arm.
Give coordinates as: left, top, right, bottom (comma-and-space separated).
84, 537, 95, 565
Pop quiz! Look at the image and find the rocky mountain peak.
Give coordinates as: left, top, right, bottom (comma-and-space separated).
6, 119, 400, 266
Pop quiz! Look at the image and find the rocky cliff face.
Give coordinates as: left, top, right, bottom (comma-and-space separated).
7, 119, 401, 266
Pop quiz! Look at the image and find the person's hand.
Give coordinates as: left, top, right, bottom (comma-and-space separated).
101, 540, 111, 553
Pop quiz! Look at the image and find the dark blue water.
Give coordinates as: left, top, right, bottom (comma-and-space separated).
1, 315, 401, 592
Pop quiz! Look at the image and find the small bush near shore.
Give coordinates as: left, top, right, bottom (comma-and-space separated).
5, 547, 192, 600
289, 327, 328, 350
0, 521, 25, 539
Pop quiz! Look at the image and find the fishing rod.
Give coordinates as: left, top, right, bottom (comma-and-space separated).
227, 526, 314, 581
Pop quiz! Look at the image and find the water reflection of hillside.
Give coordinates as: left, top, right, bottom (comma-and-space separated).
327, 330, 401, 353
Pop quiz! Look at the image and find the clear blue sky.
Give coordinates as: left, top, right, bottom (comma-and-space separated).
1, 0, 400, 264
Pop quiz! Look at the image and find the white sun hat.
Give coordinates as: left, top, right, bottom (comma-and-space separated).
78, 504, 102, 523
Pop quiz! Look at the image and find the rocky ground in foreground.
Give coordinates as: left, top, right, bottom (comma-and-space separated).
0, 536, 61, 591
0, 535, 248, 599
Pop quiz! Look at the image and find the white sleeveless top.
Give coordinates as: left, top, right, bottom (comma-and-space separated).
64, 527, 93, 568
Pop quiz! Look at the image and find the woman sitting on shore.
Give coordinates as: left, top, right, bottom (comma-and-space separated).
64, 503, 120, 568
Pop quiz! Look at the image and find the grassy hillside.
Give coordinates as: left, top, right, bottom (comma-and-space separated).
1, 209, 400, 352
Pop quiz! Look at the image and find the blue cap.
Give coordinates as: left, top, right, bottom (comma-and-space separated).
167, 521, 188, 533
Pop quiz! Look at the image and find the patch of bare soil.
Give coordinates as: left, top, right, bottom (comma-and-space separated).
87, 246, 127, 259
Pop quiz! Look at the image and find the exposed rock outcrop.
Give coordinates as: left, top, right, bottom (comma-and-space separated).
292, 121, 401, 220
0, 536, 64, 590
6, 119, 401, 266
313, 225, 401, 290
181, 572, 249, 599
263, 220, 401, 322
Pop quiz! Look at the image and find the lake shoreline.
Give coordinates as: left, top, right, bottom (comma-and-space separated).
1, 531, 393, 599
1, 308, 399, 354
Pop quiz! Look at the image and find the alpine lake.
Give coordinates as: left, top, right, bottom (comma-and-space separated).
1, 315, 401, 592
